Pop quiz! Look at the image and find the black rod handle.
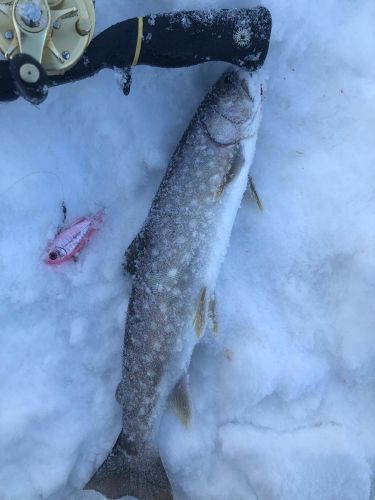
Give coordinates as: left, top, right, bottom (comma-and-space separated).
50, 7, 271, 87
0, 8, 272, 102
139, 8, 272, 71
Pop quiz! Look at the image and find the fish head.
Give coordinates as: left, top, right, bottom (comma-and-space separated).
44, 246, 69, 265
202, 69, 261, 145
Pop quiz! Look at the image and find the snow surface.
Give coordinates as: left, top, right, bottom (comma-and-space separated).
1, 0, 375, 499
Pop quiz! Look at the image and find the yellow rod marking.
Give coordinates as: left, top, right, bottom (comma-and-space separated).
132, 16, 143, 66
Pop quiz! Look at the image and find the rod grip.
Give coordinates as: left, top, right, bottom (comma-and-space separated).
0, 7, 272, 102
138, 8, 272, 71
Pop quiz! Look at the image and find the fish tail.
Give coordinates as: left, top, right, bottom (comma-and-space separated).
91, 209, 105, 228
84, 432, 173, 500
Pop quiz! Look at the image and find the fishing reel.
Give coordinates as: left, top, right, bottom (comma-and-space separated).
0, 5, 272, 105
0, 0, 95, 72
0, 0, 94, 101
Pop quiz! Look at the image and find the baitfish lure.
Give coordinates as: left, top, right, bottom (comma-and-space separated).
44, 210, 103, 265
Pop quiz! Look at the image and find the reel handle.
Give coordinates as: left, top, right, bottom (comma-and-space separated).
9, 54, 48, 104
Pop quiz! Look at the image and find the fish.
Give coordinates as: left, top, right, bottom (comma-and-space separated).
44, 210, 103, 265
85, 68, 262, 499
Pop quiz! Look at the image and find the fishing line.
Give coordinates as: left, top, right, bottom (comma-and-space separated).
1, 170, 66, 201
1, 170, 109, 227
1, 169, 67, 222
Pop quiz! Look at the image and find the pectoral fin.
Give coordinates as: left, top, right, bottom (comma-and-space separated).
215, 145, 245, 199
168, 374, 192, 427
247, 176, 263, 211
193, 287, 207, 338
209, 292, 219, 335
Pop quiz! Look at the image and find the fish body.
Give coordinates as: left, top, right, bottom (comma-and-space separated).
86, 69, 262, 499
44, 211, 103, 265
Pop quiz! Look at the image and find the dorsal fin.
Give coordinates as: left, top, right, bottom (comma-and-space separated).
115, 382, 123, 405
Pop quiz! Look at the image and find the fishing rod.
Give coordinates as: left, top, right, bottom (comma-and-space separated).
0, 1, 272, 105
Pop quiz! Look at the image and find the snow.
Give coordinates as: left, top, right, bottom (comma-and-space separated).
17, 0, 48, 29
1, 0, 375, 499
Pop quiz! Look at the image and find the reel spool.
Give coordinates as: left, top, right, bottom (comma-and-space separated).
0, 0, 95, 75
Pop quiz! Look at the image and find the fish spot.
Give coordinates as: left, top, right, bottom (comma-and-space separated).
159, 303, 167, 313
154, 342, 161, 352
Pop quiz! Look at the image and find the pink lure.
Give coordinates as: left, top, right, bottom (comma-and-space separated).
44, 211, 103, 265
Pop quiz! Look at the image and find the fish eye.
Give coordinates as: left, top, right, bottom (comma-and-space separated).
49, 251, 58, 261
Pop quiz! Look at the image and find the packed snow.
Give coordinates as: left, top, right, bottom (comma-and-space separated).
1, 0, 374, 499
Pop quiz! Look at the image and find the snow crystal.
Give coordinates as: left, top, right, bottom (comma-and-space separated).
17, 0, 48, 29
147, 14, 156, 26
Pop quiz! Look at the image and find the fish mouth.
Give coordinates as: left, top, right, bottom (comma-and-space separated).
209, 69, 255, 124
218, 69, 252, 99
200, 69, 260, 145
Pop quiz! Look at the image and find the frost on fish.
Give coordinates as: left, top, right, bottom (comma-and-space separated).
85, 69, 262, 499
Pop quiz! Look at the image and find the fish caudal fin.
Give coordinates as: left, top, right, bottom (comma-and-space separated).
84, 433, 173, 500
